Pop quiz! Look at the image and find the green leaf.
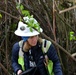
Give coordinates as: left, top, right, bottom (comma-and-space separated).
22, 10, 30, 16
20, 5, 24, 10
0, 13, 2, 18
30, 27, 33, 32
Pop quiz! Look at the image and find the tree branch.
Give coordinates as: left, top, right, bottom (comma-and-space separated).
0, 63, 10, 75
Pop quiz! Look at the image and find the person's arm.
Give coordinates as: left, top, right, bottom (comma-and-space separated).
47, 44, 63, 75
11, 42, 22, 74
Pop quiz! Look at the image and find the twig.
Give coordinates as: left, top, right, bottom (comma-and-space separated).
0, 63, 10, 75
0, 9, 19, 20
59, 5, 76, 14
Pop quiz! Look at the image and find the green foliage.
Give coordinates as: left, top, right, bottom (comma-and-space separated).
0, 13, 2, 18
16, 3, 30, 16
16, 3, 40, 32
69, 31, 76, 41
22, 10, 30, 17
24, 15, 40, 32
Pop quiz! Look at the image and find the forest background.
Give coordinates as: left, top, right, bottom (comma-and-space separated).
0, 0, 76, 75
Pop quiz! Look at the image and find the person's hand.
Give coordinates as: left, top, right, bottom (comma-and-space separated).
17, 70, 22, 75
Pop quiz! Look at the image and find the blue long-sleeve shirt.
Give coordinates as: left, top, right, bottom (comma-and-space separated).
11, 40, 63, 75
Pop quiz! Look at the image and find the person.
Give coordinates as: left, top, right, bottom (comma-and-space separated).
11, 16, 63, 75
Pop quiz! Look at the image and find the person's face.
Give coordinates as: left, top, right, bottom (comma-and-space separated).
27, 35, 38, 46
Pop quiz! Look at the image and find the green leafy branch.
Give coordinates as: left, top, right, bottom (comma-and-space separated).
16, 3, 40, 32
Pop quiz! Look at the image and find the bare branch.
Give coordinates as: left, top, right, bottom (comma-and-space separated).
59, 5, 76, 14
